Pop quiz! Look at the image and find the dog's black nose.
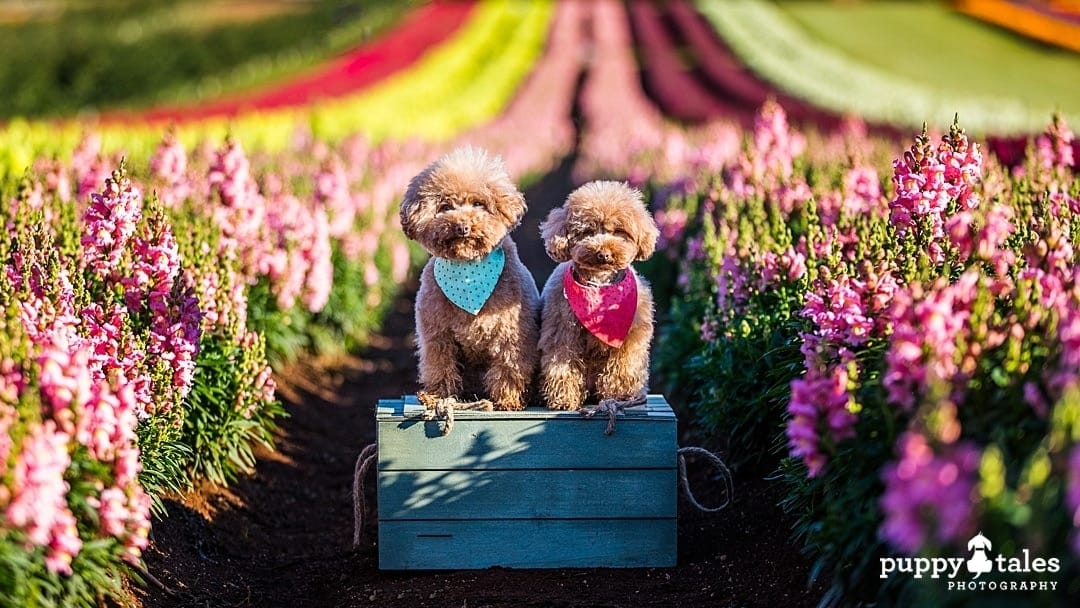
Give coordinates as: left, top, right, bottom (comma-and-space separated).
455, 224, 471, 237
597, 251, 613, 263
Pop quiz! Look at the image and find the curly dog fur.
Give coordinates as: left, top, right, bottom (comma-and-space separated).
400, 147, 540, 411
537, 181, 660, 410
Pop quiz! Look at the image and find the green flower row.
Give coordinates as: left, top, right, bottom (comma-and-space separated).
695, 0, 1080, 135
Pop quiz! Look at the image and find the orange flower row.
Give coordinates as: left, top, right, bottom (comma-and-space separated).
954, 0, 1080, 52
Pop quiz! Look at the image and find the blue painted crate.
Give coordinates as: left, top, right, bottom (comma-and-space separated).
376, 394, 678, 570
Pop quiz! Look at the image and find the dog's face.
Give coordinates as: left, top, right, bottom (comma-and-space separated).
540, 181, 659, 272
400, 147, 526, 261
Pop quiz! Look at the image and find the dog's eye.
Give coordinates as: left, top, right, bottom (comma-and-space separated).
615, 228, 631, 238
470, 200, 485, 209
438, 202, 454, 213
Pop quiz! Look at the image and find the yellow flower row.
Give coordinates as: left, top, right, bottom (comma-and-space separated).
0, 0, 554, 178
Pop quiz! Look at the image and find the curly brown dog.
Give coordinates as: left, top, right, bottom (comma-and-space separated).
400, 147, 540, 411
537, 181, 659, 410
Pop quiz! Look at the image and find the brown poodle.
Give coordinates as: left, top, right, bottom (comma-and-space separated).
400, 146, 540, 411
537, 181, 659, 411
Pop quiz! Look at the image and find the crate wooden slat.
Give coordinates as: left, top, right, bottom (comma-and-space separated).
380, 469, 676, 519
380, 519, 676, 569
376, 394, 677, 570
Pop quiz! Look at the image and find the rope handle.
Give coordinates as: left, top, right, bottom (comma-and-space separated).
352, 443, 377, 549
677, 446, 733, 513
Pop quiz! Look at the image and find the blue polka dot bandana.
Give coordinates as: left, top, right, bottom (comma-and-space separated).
433, 247, 506, 315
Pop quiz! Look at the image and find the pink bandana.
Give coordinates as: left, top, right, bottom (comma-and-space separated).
563, 265, 638, 348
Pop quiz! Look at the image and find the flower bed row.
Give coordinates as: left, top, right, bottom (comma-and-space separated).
695, 0, 1080, 135
0, 127, 413, 605
0, 0, 555, 178
643, 103, 1079, 604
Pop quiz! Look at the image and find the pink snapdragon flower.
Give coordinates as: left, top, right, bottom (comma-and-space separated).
5, 421, 82, 574
71, 134, 110, 202
390, 240, 412, 286
654, 208, 688, 254
1036, 114, 1075, 173
182, 243, 249, 337
303, 209, 334, 313
880, 432, 979, 554
79, 302, 151, 413
38, 346, 138, 463
801, 267, 898, 354
81, 170, 142, 280
842, 166, 885, 218
890, 124, 983, 262
751, 100, 806, 182
94, 484, 151, 563
33, 342, 153, 565
944, 204, 1016, 278
728, 101, 806, 198
149, 131, 192, 207
234, 330, 278, 419
8, 252, 82, 353
786, 363, 855, 477
123, 211, 202, 409
714, 252, 751, 316
883, 272, 981, 410
803, 278, 875, 348
208, 137, 267, 275
314, 158, 356, 238
34, 157, 72, 203
262, 191, 332, 312
1050, 303, 1080, 398
761, 246, 807, 286
0, 401, 16, 480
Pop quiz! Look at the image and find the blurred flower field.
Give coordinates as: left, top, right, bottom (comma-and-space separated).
1, 0, 1079, 606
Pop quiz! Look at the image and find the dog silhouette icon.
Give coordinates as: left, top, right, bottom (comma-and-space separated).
966, 533, 994, 578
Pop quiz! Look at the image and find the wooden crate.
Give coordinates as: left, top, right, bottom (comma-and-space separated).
376, 394, 677, 570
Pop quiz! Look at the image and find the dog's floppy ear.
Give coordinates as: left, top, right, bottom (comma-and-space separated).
399, 169, 430, 240
493, 184, 527, 228
540, 206, 572, 263
631, 192, 660, 262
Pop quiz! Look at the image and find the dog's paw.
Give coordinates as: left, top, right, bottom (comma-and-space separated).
417, 390, 453, 408
491, 398, 527, 412
545, 401, 580, 411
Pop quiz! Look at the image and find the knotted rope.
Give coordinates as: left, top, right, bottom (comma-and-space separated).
417, 393, 494, 436
579, 393, 648, 435
677, 446, 734, 513
352, 443, 378, 549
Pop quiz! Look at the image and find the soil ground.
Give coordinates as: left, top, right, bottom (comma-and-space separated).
134, 155, 824, 608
